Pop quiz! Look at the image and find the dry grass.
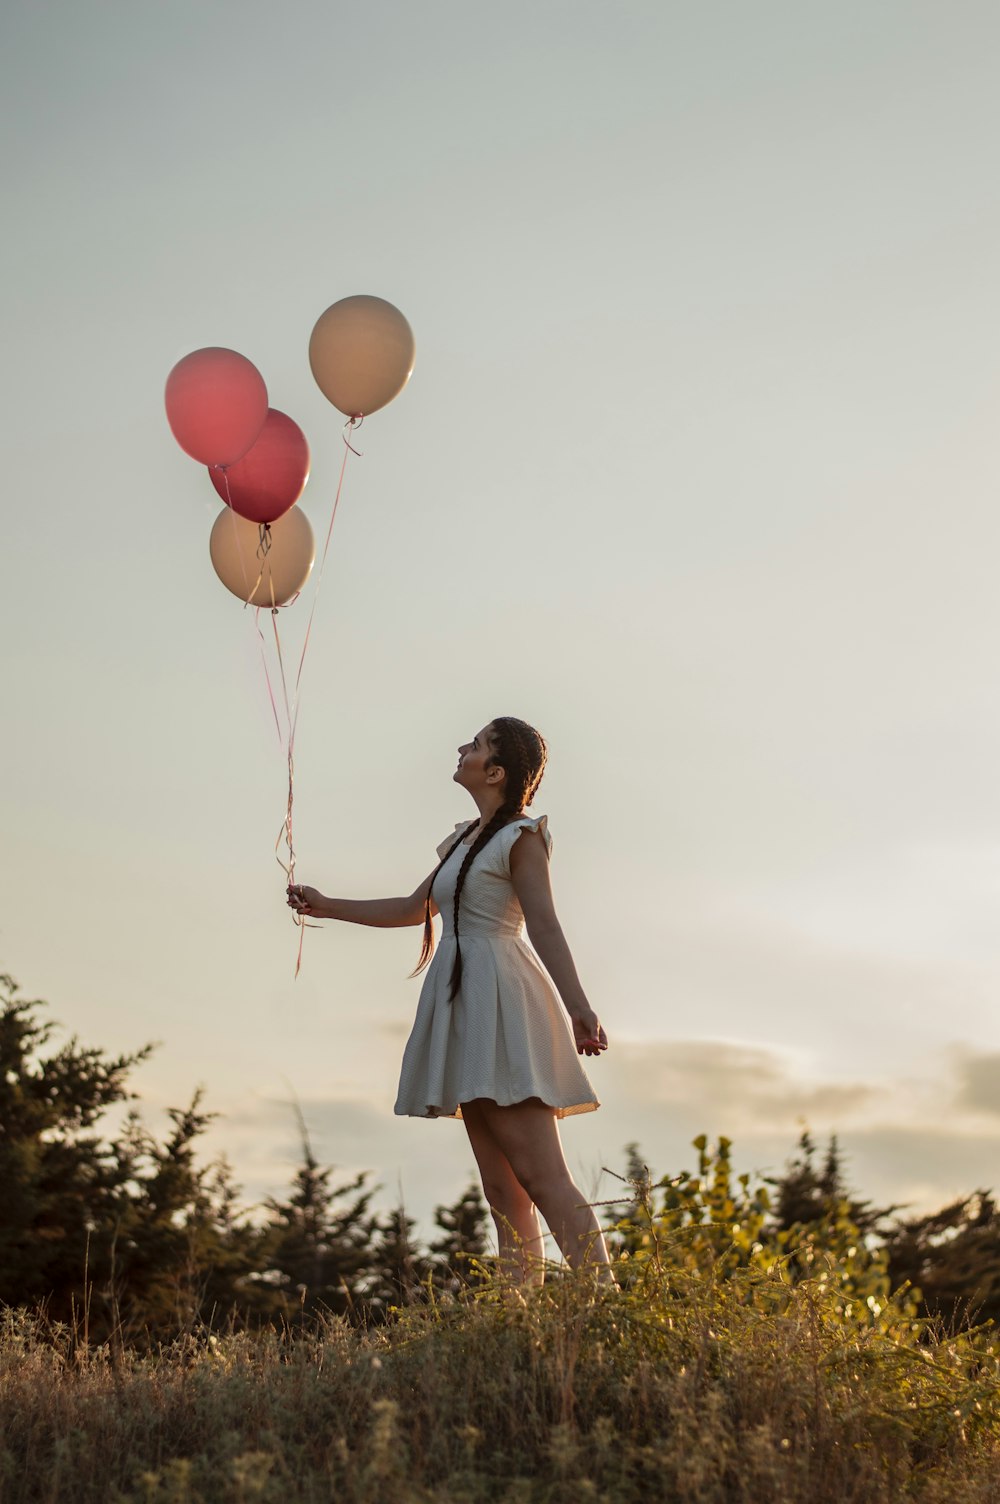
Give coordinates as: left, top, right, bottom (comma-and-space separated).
2, 1253, 1000, 1503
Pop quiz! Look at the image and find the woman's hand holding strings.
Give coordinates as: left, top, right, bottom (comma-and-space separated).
287, 884, 322, 917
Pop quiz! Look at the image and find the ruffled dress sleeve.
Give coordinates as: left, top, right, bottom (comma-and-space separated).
487, 814, 552, 876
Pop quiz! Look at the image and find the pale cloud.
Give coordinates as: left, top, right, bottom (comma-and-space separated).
600, 1039, 881, 1129
952, 1049, 1000, 1119
188, 1038, 1000, 1241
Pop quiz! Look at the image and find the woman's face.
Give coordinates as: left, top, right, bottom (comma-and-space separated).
454, 724, 502, 792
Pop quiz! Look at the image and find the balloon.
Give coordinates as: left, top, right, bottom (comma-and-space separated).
308, 295, 415, 417
165, 348, 268, 467
209, 409, 310, 524
209, 506, 315, 607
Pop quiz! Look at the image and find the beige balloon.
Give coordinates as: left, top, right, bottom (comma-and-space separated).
209, 506, 315, 607
309, 294, 415, 417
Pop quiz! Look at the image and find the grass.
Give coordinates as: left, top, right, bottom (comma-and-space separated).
3, 1252, 1000, 1503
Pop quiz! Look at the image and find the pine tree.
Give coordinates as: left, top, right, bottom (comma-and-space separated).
429, 1181, 491, 1290
254, 1106, 380, 1321
105, 1093, 261, 1339
0, 976, 263, 1343
0, 974, 151, 1323
885, 1191, 1000, 1328
767, 1130, 898, 1238
367, 1205, 431, 1317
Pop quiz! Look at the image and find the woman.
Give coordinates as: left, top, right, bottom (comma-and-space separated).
287, 716, 612, 1284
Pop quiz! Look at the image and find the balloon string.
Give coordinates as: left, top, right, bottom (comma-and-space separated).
290, 418, 358, 739
269, 608, 322, 977
266, 417, 360, 977
222, 471, 280, 749
219, 467, 267, 607
270, 604, 294, 753
254, 607, 284, 748
267, 606, 305, 974
219, 462, 349, 978
219, 472, 301, 957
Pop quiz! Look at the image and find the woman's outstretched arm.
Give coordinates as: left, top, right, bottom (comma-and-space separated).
287, 872, 438, 928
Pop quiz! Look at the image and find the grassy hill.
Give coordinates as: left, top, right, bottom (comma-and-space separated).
3, 1253, 1000, 1504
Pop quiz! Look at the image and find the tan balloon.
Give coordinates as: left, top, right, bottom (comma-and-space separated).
309, 294, 415, 417
209, 505, 315, 607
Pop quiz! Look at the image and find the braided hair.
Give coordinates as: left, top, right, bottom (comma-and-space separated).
410, 717, 548, 1000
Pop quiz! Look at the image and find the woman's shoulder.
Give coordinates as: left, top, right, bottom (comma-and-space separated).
507, 810, 548, 829
497, 812, 552, 859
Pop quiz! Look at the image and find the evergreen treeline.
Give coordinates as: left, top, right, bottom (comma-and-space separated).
0, 974, 489, 1342
3, 971, 998, 1346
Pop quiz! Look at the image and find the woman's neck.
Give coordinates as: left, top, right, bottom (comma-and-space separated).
468, 791, 525, 830
470, 790, 506, 826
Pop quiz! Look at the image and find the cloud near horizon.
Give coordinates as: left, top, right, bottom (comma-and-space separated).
191, 1035, 1000, 1236
953, 1049, 1000, 1119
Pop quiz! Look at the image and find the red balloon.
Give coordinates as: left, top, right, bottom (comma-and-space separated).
165, 347, 268, 467
208, 408, 310, 524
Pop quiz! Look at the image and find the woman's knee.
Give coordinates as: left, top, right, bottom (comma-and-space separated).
491, 1133, 572, 1206
511, 1163, 573, 1210
482, 1175, 534, 1220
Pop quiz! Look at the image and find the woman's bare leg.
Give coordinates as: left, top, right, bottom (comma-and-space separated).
461, 1099, 545, 1285
469, 1098, 614, 1279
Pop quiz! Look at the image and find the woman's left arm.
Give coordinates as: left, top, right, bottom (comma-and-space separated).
510, 830, 608, 1056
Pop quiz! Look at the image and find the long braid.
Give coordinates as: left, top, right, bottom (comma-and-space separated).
447, 799, 518, 999
408, 824, 477, 979
447, 718, 544, 1000
410, 717, 548, 997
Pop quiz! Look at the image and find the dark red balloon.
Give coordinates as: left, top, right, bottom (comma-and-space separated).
165, 347, 268, 467
208, 408, 310, 523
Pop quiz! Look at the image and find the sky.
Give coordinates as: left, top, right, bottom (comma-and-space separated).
3, 0, 1000, 1243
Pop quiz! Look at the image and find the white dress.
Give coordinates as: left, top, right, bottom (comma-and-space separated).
393, 814, 600, 1120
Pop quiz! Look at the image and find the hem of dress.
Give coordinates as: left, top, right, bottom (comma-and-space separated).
394, 1096, 600, 1121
